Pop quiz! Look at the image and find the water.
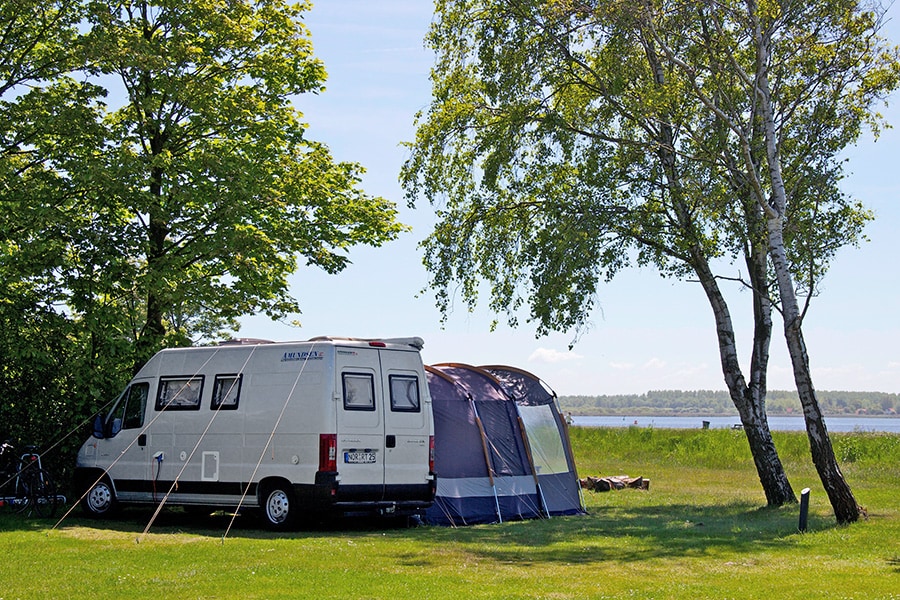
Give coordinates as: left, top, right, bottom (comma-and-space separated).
571, 415, 900, 433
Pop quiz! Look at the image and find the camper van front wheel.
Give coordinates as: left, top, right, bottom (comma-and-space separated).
261, 483, 296, 530
82, 479, 116, 517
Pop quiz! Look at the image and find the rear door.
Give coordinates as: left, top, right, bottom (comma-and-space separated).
380, 349, 431, 500
335, 345, 386, 500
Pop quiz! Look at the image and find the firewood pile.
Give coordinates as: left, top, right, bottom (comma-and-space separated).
580, 475, 650, 492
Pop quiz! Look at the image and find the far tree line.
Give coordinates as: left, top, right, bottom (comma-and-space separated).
559, 391, 900, 417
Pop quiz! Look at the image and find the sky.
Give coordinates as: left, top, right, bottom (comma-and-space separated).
242, 1, 900, 397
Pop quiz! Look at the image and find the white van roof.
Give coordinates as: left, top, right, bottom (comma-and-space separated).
307, 336, 425, 350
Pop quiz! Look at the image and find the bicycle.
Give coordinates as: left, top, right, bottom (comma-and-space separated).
0, 441, 59, 518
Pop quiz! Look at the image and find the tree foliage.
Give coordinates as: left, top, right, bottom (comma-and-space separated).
645, 0, 899, 523
0, 0, 406, 474
403, 0, 892, 334
76, 0, 407, 365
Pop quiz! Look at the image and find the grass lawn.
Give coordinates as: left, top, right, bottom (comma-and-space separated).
1, 427, 898, 599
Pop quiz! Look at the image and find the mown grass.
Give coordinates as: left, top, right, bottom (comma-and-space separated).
2, 427, 898, 599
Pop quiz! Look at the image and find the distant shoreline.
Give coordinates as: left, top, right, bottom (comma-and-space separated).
570, 414, 900, 433
557, 390, 900, 418
561, 410, 900, 418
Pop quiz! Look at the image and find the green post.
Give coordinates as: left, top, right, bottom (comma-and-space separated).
799, 488, 811, 532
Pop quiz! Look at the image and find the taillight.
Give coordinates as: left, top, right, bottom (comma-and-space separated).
319, 433, 337, 472
428, 435, 435, 473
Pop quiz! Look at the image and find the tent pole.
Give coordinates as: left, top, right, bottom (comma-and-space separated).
554, 395, 587, 513
471, 400, 502, 524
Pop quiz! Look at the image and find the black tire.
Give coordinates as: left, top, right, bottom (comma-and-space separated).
24, 468, 57, 518
260, 482, 297, 531
12, 466, 35, 515
12, 489, 31, 515
81, 477, 116, 518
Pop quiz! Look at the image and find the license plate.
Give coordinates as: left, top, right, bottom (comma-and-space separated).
344, 451, 376, 464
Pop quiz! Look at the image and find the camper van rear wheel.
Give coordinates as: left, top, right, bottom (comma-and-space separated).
82, 478, 116, 517
261, 483, 296, 530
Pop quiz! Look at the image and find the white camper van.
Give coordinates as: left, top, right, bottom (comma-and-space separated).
74, 337, 436, 529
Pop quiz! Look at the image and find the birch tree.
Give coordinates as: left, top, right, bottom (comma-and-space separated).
641, 0, 899, 523
401, 0, 898, 520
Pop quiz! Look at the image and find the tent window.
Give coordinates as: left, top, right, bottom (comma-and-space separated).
343, 372, 375, 411
156, 376, 204, 411
389, 375, 420, 412
212, 374, 242, 410
518, 405, 569, 474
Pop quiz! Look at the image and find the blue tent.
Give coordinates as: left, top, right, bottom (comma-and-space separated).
482, 365, 584, 518
425, 363, 583, 526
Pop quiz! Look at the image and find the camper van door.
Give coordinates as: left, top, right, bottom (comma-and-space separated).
335, 345, 387, 500
380, 349, 430, 495
98, 379, 153, 491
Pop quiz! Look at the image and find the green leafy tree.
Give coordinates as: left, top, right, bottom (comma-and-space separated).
72, 0, 407, 368
402, 0, 794, 508
0, 1, 407, 472
401, 0, 898, 521
0, 0, 109, 471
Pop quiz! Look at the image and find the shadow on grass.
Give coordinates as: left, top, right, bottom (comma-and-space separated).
887, 557, 900, 573
0, 504, 425, 539
2, 497, 835, 566
417, 501, 832, 565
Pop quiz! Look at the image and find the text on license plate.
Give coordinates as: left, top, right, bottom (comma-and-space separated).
344, 451, 377, 464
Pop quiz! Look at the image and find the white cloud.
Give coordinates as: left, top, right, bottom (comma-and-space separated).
643, 357, 668, 370
609, 361, 635, 370
528, 347, 584, 364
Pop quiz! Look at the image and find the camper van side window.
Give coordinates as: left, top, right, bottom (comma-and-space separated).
389, 375, 420, 412
156, 376, 204, 411
123, 383, 149, 428
342, 372, 375, 411
106, 382, 150, 436
212, 374, 242, 410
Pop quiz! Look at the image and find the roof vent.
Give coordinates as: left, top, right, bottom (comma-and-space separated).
218, 338, 275, 345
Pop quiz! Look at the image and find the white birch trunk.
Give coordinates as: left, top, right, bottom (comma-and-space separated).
693, 253, 796, 506
642, 21, 795, 506
749, 0, 861, 523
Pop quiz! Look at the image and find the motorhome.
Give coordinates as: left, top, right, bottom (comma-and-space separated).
74, 337, 436, 529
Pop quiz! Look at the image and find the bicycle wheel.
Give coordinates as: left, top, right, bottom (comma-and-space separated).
29, 469, 58, 518
17, 468, 57, 518
12, 473, 32, 515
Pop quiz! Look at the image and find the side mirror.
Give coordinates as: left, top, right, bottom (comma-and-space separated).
92, 415, 105, 439
110, 417, 122, 437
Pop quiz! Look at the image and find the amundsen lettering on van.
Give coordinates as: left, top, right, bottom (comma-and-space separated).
74, 337, 436, 531
281, 350, 324, 362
